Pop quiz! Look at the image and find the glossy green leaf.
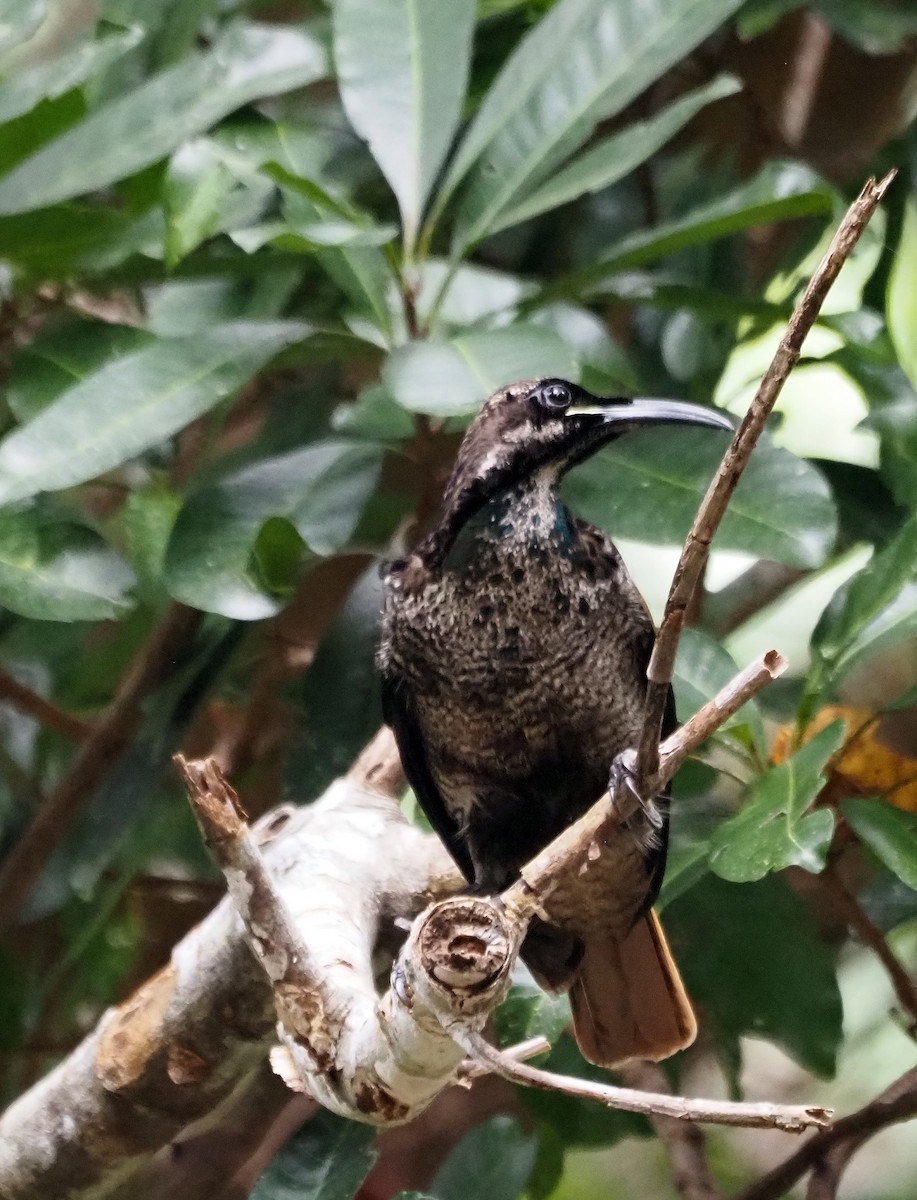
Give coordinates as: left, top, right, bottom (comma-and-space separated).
490, 74, 741, 234
565, 428, 837, 568
0, 204, 162, 278
384, 326, 578, 415
250, 1109, 376, 1200
0, 26, 143, 124
843, 798, 917, 891
549, 162, 833, 298
0, 508, 135, 621
7, 320, 155, 423
163, 138, 237, 267
164, 441, 384, 619
333, 0, 475, 249
0, 322, 308, 505
432, 1117, 537, 1200
673, 627, 765, 750
450, 0, 746, 251
0, 22, 327, 215
668, 874, 843, 1077
887, 198, 917, 394
708, 722, 843, 882
494, 981, 570, 1049
810, 513, 917, 691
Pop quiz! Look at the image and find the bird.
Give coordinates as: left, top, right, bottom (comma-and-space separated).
377, 377, 732, 1067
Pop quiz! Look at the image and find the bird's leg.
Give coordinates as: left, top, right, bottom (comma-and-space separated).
607, 749, 665, 833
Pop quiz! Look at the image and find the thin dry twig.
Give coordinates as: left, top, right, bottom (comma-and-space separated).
634, 171, 896, 789
456, 1031, 830, 1132
0, 602, 202, 930
736, 1066, 917, 1200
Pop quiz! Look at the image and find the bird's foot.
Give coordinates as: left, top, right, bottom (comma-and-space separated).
607, 750, 664, 834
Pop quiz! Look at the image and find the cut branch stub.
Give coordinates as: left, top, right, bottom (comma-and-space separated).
418, 896, 518, 992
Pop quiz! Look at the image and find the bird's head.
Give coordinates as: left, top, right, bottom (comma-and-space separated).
429, 377, 733, 564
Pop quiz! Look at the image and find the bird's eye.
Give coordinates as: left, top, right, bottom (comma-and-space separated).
537, 382, 572, 411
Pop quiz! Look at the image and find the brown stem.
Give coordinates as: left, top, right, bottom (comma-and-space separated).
619, 1062, 725, 1200
634, 171, 896, 791
820, 867, 917, 1035
736, 1066, 917, 1200
0, 603, 202, 930
0, 666, 91, 741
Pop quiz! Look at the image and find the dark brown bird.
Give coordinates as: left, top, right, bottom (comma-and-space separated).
378, 378, 731, 1066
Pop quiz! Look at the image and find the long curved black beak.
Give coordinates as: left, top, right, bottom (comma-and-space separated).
569, 397, 734, 433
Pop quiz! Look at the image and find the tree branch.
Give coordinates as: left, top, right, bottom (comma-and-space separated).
736, 1066, 917, 1200
0, 664, 91, 741
0, 602, 203, 930
820, 866, 917, 1036
634, 171, 896, 791
456, 1032, 829, 1133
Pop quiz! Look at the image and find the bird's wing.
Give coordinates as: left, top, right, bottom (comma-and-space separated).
381, 672, 476, 883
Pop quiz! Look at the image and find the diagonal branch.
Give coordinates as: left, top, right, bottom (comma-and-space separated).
736, 1065, 917, 1200
634, 171, 896, 791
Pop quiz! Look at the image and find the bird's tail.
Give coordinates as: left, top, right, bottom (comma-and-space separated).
568, 909, 697, 1068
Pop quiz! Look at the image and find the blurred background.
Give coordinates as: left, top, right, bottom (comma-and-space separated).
0, 1, 915, 1197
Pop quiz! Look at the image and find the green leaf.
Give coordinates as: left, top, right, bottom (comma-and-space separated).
450, 0, 746, 251
564, 428, 836, 568
0, 22, 327, 215
673, 627, 764, 751
7, 320, 155, 422
709, 722, 843, 883
163, 138, 237, 267
0, 322, 308, 504
0, 25, 143, 124
432, 1116, 537, 1200
810, 513, 917, 691
887, 197, 917, 394
0, 508, 135, 621
384, 326, 578, 416
250, 1109, 376, 1200
843, 798, 917, 892
494, 981, 570, 1048
333, 0, 475, 250
164, 441, 384, 619
668, 874, 843, 1077
0, 204, 162, 278
123, 484, 183, 593
548, 162, 833, 297
489, 74, 741, 235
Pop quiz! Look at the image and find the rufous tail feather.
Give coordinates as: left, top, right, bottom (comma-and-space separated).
569, 909, 697, 1068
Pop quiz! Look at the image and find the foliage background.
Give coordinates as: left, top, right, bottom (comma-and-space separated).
0, 0, 916, 1197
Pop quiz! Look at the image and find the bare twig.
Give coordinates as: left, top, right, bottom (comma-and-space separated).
455, 1031, 830, 1132
0, 665, 91, 741
736, 1066, 917, 1200
634, 171, 896, 790
820, 867, 917, 1036
618, 1061, 725, 1200
0, 602, 202, 930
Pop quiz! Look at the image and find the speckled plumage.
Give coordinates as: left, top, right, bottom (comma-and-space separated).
378, 378, 719, 1065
